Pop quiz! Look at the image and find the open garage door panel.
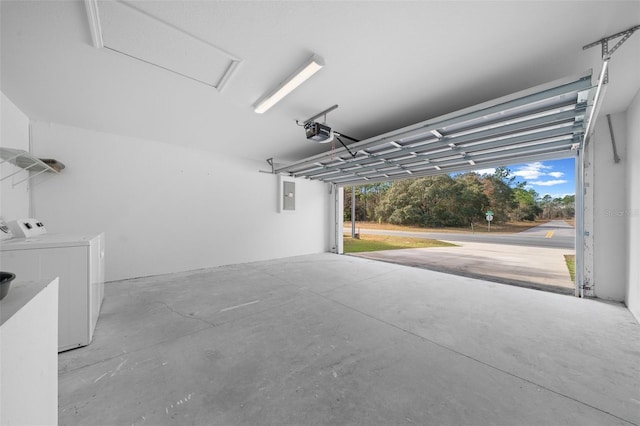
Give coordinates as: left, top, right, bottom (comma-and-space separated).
276, 72, 595, 186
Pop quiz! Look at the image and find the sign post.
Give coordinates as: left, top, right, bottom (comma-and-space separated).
485, 210, 494, 232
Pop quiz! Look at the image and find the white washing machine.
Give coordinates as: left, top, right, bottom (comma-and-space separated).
0, 233, 105, 352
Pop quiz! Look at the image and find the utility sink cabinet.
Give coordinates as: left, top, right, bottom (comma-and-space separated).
0, 278, 59, 425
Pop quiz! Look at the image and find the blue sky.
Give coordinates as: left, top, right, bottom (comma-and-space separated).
475, 157, 576, 199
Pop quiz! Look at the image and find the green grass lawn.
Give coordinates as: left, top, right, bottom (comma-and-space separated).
564, 254, 576, 282
344, 234, 456, 253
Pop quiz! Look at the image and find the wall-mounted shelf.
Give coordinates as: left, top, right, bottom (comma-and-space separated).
0, 148, 65, 186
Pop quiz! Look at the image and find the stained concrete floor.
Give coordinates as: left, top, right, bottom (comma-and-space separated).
59, 253, 640, 426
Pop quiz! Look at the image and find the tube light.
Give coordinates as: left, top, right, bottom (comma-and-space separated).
254, 55, 325, 113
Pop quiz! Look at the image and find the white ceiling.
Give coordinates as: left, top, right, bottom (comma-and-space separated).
2, 1, 639, 165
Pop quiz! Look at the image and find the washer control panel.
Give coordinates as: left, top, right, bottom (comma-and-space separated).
7, 218, 47, 238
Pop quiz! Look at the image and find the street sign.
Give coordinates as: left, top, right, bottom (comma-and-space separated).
486, 211, 494, 222
485, 210, 493, 232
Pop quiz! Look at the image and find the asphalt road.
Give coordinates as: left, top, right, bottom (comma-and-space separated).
348, 220, 575, 249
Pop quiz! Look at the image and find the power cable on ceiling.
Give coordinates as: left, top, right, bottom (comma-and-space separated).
335, 136, 358, 158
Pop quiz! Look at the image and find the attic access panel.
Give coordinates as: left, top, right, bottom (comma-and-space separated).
86, 0, 241, 90
275, 72, 595, 186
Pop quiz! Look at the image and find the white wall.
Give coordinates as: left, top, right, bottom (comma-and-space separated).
0, 92, 30, 221
30, 122, 330, 281
586, 113, 628, 302
626, 90, 640, 323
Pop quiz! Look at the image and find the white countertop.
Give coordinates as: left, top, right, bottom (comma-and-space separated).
0, 233, 103, 250
0, 279, 57, 326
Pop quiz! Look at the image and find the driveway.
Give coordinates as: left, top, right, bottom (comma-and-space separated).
349, 221, 576, 294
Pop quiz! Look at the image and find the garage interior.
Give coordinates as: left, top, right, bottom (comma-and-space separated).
1, 1, 639, 425
58, 254, 639, 425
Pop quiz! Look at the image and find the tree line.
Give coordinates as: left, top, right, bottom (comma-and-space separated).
344, 167, 575, 227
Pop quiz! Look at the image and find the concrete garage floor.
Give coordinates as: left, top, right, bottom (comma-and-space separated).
59, 253, 640, 426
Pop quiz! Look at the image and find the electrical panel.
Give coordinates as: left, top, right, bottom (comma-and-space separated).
283, 181, 295, 211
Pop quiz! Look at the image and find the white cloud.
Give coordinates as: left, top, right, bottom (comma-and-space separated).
512, 162, 551, 180
473, 167, 496, 176
512, 162, 569, 183
529, 179, 568, 187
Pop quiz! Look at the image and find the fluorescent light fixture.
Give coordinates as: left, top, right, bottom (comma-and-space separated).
390, 141, 402, 148
468, 160, 476, 165
434, 165, 442, 171
254, 55, 324, 113
431, 129, 444, 139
